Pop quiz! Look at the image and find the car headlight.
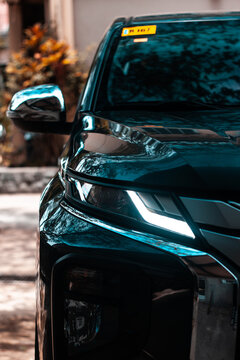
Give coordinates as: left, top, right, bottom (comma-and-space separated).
65, 176, 195, 239
127, 190, 194, 238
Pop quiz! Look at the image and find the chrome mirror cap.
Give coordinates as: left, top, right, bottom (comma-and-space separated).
9, 84, 65, 113
6, 84, 72, 134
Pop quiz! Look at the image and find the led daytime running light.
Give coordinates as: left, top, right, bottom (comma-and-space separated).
127, 190, 195, 239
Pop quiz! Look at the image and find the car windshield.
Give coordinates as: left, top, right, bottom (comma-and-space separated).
97, 17, 240, 110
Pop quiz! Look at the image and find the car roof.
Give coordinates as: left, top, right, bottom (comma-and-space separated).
112, 11, 240, 27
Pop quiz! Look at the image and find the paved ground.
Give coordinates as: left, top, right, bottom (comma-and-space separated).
0, 194, 40, 360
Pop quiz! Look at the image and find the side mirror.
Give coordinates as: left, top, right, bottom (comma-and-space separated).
7, 84, 73, 134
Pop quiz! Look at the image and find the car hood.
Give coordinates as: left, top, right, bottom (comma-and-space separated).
67, 110, 240, 197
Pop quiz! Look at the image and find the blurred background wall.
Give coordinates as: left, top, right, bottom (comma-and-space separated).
71, 0, 240, 59
4, 0, 240, 65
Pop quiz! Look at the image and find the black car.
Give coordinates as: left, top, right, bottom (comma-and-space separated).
7, 12, 240, 360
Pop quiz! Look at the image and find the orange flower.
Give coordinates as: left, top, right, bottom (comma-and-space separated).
24, 23, 45, 40
74, 71, 82, 77
5, 65, 16, 74
34, 52, 41, 60
23, 80, 31, 88
40, 39, 69, 55
40, 52, 63, 67
62, 58, 75, 65
24, 35, 39, 48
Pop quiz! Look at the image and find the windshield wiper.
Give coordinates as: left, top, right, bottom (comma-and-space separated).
102, 100, 240, 112
105, 101, 214, 111
105, 101, 228, 111
181, 100, 240, 111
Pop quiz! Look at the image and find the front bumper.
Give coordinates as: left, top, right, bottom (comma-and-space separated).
49, 252, 239, 360
37, 176, 240, 360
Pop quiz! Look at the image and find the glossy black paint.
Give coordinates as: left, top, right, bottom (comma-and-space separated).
38, 174, 195, 360
37, 171, 240, 360
68, 111, 240, 197
7, 11, 240, 360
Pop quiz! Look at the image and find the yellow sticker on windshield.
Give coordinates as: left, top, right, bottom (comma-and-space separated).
121, 25, 157, 37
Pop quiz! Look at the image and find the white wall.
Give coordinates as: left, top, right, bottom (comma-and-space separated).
49, 0, 74, 47
73, 0, 240, 55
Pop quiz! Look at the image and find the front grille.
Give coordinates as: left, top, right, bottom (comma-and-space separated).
51, 251, 194, 360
